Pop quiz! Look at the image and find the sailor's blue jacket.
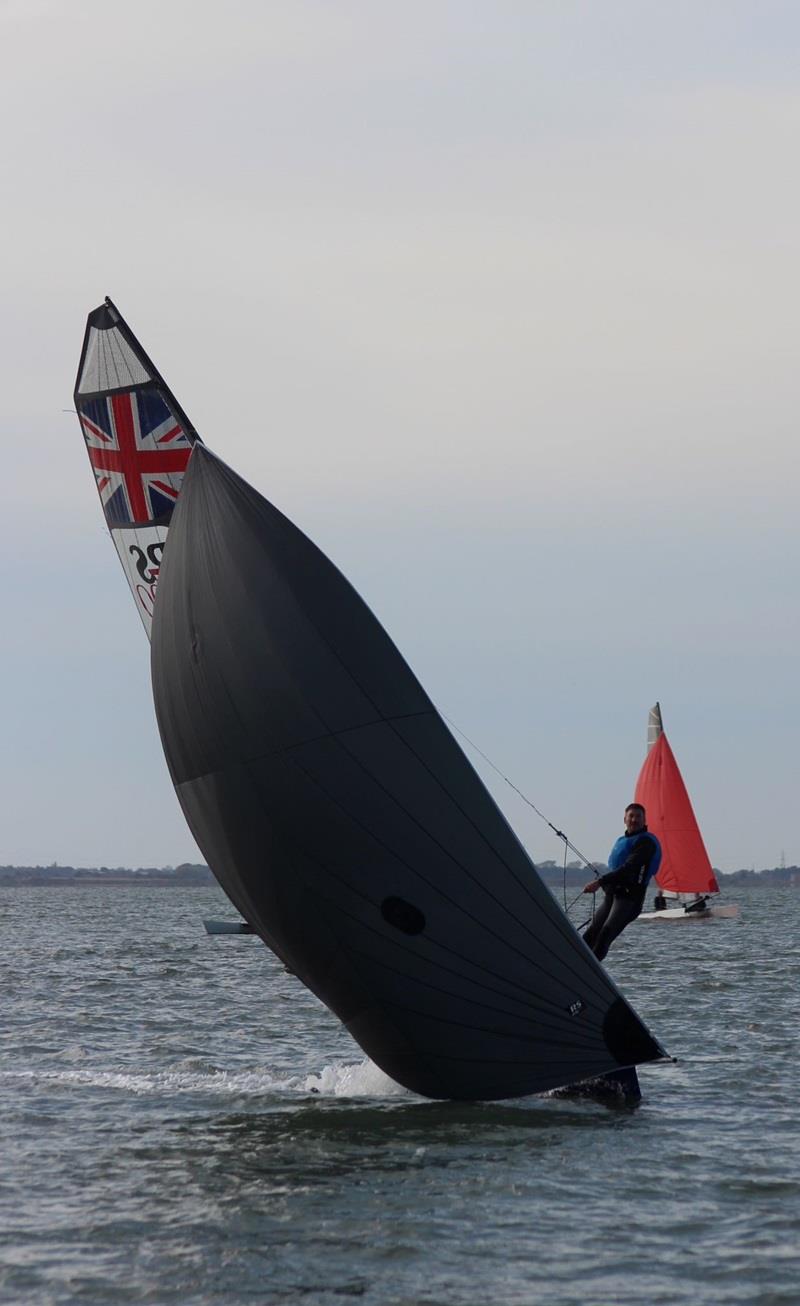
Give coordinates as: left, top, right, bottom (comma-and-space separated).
600, 829, 662, 902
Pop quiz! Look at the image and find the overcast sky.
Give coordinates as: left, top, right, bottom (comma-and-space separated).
1, 0, 797, 872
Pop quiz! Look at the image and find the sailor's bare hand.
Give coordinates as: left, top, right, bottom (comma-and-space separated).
583, 879, 602, 894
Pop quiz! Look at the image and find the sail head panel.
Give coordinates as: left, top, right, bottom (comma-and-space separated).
76, 309, 152, 394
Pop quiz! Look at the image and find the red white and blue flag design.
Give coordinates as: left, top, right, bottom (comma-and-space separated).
78, 389, 193, 526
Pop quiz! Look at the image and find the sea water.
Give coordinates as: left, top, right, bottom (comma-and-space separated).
1, 884, 797, 1305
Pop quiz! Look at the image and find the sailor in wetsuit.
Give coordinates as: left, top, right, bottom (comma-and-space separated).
581, 802, 662, 961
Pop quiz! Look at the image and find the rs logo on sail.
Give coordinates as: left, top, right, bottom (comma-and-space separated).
130, 542, 164, 584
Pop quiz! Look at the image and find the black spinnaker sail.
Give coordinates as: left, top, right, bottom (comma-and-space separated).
76, 300, 667, 1101
150, 443, 666, 1100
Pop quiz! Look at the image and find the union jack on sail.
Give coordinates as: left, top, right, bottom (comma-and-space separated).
78, 389, 193, 527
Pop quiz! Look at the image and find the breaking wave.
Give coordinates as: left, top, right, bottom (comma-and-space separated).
0, 1056, 412, 1100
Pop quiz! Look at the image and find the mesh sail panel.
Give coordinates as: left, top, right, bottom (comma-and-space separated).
77, 324, 151, 394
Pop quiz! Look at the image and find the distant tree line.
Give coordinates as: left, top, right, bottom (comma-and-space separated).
534, 861, 800, 889
0, 863, 215, 886
718, 865, 800, 887
0, 861, 797, 888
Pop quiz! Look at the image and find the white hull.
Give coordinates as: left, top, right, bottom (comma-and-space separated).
638, 903, 739, 923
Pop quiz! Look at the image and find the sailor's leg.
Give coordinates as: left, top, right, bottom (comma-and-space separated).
583, 890, 613, 953
588, 896, 640, 962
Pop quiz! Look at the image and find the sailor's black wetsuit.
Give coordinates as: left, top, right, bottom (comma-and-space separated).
583, 828, 662, 961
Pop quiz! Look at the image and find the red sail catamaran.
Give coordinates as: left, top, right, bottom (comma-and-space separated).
635, 704, 738, 922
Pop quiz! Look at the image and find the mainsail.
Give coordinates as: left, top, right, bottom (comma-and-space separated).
76, 299, 667, 1101
73, 299, 200, 635
635, 703, 719, 897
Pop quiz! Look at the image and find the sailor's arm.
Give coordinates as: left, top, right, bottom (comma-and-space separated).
583, 867, 604, 894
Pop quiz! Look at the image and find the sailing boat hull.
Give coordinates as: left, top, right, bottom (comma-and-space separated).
638, 904, 739, 922
552, 1066, 642, 1103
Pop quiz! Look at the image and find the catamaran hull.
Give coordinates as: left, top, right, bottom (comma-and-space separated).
638, 904, 739, 922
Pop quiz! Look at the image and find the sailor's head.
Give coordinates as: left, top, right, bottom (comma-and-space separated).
624, 802, 646, 834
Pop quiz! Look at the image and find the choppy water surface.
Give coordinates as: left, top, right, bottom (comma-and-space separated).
1, 884, 797, 1305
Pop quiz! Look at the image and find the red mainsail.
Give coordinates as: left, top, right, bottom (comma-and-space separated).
634, 732, 719, 896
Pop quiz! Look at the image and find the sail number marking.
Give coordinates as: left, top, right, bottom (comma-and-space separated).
130, 542, 164, 618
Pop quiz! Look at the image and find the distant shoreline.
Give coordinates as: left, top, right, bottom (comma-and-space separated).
1, 863, 797, 888
0, 864, 215, 888
0, 879, 210, 887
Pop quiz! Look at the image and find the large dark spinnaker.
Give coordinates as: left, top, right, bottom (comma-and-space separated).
151, 444, 666, 1100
